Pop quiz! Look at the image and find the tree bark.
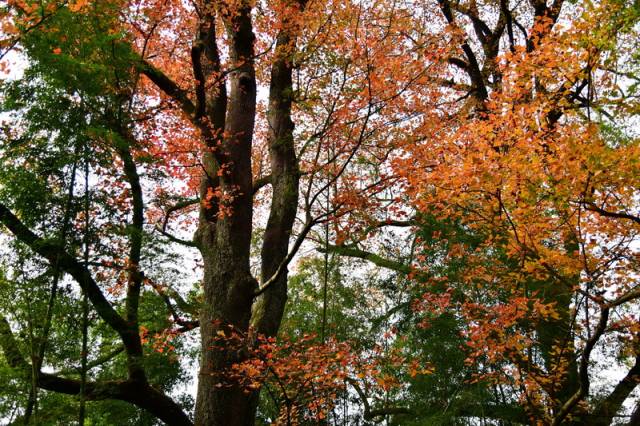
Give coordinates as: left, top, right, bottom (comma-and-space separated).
589, 354, 640, 425
191, 1, 306, 423
193, 3, 260, 424
251, 15, 302, 337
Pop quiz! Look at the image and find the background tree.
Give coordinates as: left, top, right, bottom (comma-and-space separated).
393, 0, 640, 424
328, 0, 640, 424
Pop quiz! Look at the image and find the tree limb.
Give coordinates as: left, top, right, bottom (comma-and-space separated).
156, 225, 199, 248
252, 174, 272, 194
583, 201, 640, 226
0, 315, 192, 425
346, 377, 412, 421
161, 198, 199, 233
590, 353, 640, 425
552, 306, 610, 425
137, 60, 196, 118
321, 244, 412, 274
0, 203, 145, 373
0, 204, 130, 337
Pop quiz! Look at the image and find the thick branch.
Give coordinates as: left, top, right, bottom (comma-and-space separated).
253, 218, 316, 298
0, 204, 141, 361
346, 377, 412, 421
138, 60, 196, 117
606, 287, 640, 309
37, 375, 193, 426
590, 354, 640, 425
156, 225, 199, 248
0, 315, 192, 425
438, 0, 488, 101
456, 403, 529, 423
552, 306, 610, 425
114, 134, 147, 382
252, 0, 308, 336
628, 401, 640, 425
147, 278, 199, 326
450, 1, 493, 43
252, 174, 272, 194
162, 198, 199, 233
321, 244, 411, 274
583, 202, 640, 226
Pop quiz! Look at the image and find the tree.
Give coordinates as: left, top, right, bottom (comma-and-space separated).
392, 0, 640, 424
326, 0, 640, 424
1, 0, 639, 425
0, 0, 433, 424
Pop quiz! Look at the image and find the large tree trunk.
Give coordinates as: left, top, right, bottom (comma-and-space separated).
193, 4, 259, 423
190, 1, 304, 423
536, 238, 583, 422
195, 218, 258, 425
536, 283, 581, 421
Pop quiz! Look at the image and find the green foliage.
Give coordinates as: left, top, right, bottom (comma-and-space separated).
0, 4, 193, 423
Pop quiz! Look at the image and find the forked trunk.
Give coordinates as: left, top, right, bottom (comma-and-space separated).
191, 2, 302, 424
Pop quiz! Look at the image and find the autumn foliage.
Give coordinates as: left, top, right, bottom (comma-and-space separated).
0, 0, 639, 425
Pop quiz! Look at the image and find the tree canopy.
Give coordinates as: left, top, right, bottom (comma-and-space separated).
0, 0, 639, 425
